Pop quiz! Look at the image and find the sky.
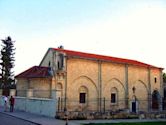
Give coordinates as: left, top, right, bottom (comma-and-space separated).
0, 0, 166, 75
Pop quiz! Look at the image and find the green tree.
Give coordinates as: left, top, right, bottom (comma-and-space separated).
163, 73, 166, 83
0, 36, 15, 95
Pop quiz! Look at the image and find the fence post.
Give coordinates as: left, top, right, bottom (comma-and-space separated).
148, 93, 152, 112
58, 97, 60, 112
103, 97, 105, 113
61, 97, 63, 111
63, 107, 69, 125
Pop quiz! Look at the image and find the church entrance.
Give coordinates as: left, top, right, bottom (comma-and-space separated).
130, 95, 137, 113
163, 88, 166, 110
132, 102, 136, 113
152, 90, 160, 110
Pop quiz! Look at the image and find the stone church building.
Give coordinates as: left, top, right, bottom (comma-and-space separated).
16, 47, 164, 115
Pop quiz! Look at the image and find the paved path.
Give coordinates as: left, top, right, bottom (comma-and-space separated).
0, 113, 37, 125
0, 106, 73, 125
0, 106, 166, 125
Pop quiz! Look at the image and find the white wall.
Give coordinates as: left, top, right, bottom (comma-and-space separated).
0, 95, 56, 117
15, 97, 56, 117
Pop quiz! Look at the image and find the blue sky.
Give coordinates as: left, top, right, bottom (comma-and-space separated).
0, 0, 166, 74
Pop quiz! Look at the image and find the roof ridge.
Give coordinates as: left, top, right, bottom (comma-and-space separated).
52, 48, 163, 69
15, 66, 52, 78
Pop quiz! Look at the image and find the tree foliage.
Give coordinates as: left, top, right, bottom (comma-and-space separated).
163, 72, 166, 83
0, 36, 15, 94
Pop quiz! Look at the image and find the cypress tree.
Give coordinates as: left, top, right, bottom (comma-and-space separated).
163, 73, 166, 83
0, 36, 15, 95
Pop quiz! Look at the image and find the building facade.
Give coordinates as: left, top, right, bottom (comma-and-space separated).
16, 48, 164, 115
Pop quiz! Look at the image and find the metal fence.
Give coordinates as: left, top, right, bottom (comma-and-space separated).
56, 97, 151, 113
56, 97, 166, 119
15, 90, 166, 113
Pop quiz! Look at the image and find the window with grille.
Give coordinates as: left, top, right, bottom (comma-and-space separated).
80, 93, 86, 103
111, 93, 116, 103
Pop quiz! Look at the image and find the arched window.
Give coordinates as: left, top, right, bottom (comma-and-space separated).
59, 54, 64, 68
111, 87, 118, 104
79, 86, 88, 104
57, 54, 64, 70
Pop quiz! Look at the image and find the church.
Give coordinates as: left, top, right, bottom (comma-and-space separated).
16, 47, 164, 116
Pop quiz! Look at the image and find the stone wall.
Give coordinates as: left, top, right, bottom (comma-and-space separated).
65, 57, 163, 113
16, 78, 52, 98
67, 58, 99, 111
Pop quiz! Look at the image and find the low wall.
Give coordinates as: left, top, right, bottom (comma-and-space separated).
0, 96, 56, 117
15, 97, 56, 117
0, 89, 56, 117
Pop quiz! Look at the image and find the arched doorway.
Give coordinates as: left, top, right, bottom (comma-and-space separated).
56, 83, 63, 112
130, 80, 148, 112
131, 95, 138, 113
152, 90, 160, 110
163, 87, 166, 110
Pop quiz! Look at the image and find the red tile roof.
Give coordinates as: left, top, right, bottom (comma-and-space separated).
16, 66, 52, 78
53, 48, 163, 69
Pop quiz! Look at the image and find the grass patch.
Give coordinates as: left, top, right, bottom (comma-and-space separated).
85, 121, 166, 125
